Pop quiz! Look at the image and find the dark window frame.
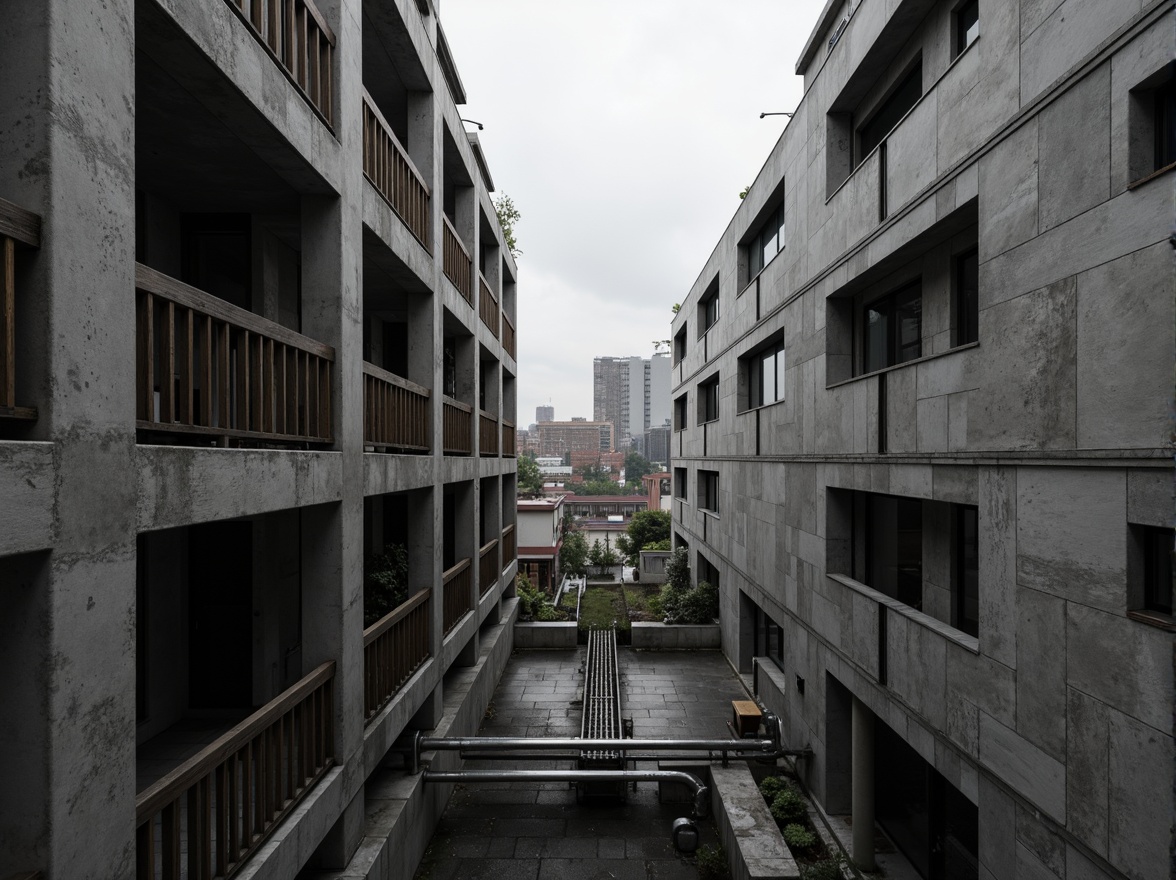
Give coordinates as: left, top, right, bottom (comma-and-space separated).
674, 467, 688, 500
747, 202, 786, 280
855, 60, 923, 167
1141, 525, 1174, 616
699, 470, 720, 514
954, 248, 979, 347
862, 280, 923, 374
954, 0, 979, 58
698, 375, 720, 424
673, 394, 688, 432
747, 339, 787, 410
1154, 77, 1176, 172
953, 506, 979, 637
673, 326, 688, 364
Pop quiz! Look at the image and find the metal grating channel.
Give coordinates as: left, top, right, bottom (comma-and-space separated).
580, 628, 623, 766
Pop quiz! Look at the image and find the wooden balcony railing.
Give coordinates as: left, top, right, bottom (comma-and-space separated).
502, 420, 516, 457
441, 215, 472, 304
502, 312, 516, 361
135, 661, 335, 880
0, 197, 40, 420
479, 538, 499, 596
363, 362, 429, 452
501, 524, 516, 570
442, 396, 472, 455
362, 590, 430, 721
136, 264, 334, 445
478, 273, 499, 339
224, 0, 335, 127
479, 410, 499, 457
442, 557, 472, 634
362, 90, 430, 251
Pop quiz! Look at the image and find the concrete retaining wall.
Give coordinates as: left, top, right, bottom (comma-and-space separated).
710, 763, 799, 880
632, 622, 721, 649
514, 621, 578, 649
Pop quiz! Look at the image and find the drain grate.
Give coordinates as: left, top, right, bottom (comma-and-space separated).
580, 628, 624, 769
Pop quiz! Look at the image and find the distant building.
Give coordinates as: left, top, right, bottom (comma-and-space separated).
535, 404, 554, 423
594, 352, 671, 449
517, 495, 565, 592
536, 419, 614, 456
644, 420, 672, 465
570, 450, 625, 473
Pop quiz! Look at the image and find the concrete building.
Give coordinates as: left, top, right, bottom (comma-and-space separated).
670, 1, 1174, 879
536, 418, 614, 456
0, 2, 520, 878
517, 495, 565, 592
535, 404, 554, 423
594, 352, 671, 450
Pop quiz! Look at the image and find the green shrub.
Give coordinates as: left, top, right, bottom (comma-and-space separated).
696, 843, 729, 880
516, 574, 569, 622
364, 545, 409, 626
770, 789, 807, 825
800, 856, 846, 880
782, 823, 817, 853
759, 775, 786, 801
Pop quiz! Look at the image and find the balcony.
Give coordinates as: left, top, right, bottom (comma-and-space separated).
362, 89, 430, 251
478, 273, 499, 339
136, 265, 334, 445
362, 590, 430, 721
479, 538, 499, 596
442, 557, 472, 634
442, 215, 472, 305
502, 420, 516, 457
363, 362, 429, 452
135, 661, 335, 880
0, 197, 40, 421
479, 410, 499, 457
223, 0, 334, 128
501, 523, 516, 570
442, 396, 472, 455
502, 313, 516, 361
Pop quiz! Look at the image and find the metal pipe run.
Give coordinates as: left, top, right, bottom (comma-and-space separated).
454, 749, 814, 763
422, 768, 711, 818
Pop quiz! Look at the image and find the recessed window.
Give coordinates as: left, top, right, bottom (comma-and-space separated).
863, 281, 922, 373
673, 327, 688, 364
864, 494, 924, 609
674, 467, 688, 500
698, 375, 719, 424
955, 0, 979, 57
747, 202, 786, 279
1154, 78, 1176, 171
1137, 525, 1174, 615
746, 339, 786, 409
699, 470, 719, 514
700, 290, 720, 336
1129, 63, 1176, 181
856, 61, 922, 166
954, 506, 979, 637
954, 249, 979, 346
754, 604, 785, 671
673, 394, 688, 432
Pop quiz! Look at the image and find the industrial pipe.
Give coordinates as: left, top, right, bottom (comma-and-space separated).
422, 768, 711, 818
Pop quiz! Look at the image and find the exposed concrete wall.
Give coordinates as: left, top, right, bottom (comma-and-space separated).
671, 2, 1174, 878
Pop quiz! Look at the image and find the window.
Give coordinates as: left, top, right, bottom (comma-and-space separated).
698, 287, 720, 336
1154, 77, 1176, 171
864, 494, 924, 610
442, 336, 457, 397
954, 0, 979, 57
747, 202, 786, 279
698, 375, 719, 424
1129, 64, 1176, 180
954, 249, 978, 346
673, 326, 687, 364
673, 394, 688, 431
699, 470, 719, 513
674, 467, 688, 499
1133, 525, 1174, 616
953, 506, 979, 637
856, 61, 922, 165
863, 281, 922, 373
754, 604, 785, 671
747, 339, 786, 409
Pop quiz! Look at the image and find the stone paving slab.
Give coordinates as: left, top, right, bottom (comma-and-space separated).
413, 648, 753, 880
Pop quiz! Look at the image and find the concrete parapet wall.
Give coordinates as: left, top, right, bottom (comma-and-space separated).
513, 621, 578, 649
709, 763, 799, 880
632, 622, 721, 650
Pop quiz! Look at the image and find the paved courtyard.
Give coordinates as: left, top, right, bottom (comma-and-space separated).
413, 647, 754, 880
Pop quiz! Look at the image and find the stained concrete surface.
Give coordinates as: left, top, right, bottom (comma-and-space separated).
413, 648, 753, 879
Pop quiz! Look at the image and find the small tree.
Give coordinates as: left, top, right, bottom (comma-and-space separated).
364, 544, 409, 626
623, 450, 655, 485
517, 452, 543, 495
561, 530, 589, 578
616, 509, 671, 567
588, 537, 619, 578
494, 193, 522, 259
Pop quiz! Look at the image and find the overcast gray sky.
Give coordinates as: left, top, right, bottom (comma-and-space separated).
442, 1, 820, 425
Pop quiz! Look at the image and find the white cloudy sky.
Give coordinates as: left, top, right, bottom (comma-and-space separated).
441, 1, 821, 424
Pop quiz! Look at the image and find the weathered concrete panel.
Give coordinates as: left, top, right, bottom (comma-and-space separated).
978, 120, 1038, 262
1039, 63, 1111, 231
1065, 687, 1109, 858
978, 712, 1066, 821
0, 441, 55, 556
1107, 705, 1173, 880
1016, 467, 1125, 613
1015, 588, 1067, 760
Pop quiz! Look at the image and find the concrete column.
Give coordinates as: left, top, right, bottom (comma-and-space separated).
851, 696, 877, 871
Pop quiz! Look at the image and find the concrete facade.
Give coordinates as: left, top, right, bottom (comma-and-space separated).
670, 2, 1174, 879
0, 1, 519, 878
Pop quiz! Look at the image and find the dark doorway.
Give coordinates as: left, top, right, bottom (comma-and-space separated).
188, 521, 253, 709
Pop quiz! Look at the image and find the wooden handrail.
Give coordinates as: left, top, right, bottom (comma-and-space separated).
479, 538, 499, 596
0, 197, 41, 247
443, 557, 472, 581
479, 409, 499, 457
363, 360, 430, 452
478, 272, 500, 339
362, 89, 431, 251
441, 215, 471, 262
479, 538, 498, 558
224, 0, 335, 127
136, 263, 334, 444
502, 419, 516, 457
442, 396, 473, 455
443, 395, 472, 413
363, 587, 430, 646
443, 557, 473, 633
441, 215, 472, 303
501, 312, 516, 361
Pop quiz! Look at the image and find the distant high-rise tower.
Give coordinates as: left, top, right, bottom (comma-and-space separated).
536, 404, 554, 423
594, 353, 671, 451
